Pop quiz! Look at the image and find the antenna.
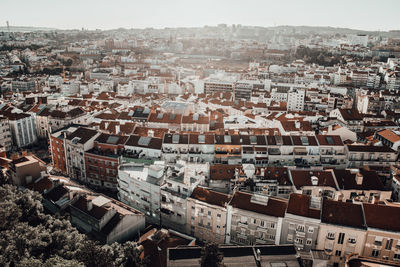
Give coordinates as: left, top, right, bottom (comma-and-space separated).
6, 21, 10, 33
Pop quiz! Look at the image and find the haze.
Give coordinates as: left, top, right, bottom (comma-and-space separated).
1, 0, 399, 31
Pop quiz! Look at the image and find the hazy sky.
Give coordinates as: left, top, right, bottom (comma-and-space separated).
1, 0, 399, 31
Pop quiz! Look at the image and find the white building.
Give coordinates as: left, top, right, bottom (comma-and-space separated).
118, 161, 166, 223
287, 89, 305, 111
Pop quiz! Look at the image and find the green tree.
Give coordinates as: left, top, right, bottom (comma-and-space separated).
200, 242, 225, 267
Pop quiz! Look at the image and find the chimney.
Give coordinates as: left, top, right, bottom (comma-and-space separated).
311, 176, 318, 186
356, 172, 363, 185
115, 124, 120, 134
87, 200, 93, 211
295, 121, 301, 129
148, 129, 154, 137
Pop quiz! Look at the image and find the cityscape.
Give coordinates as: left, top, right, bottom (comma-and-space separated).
1, 1, 400, 267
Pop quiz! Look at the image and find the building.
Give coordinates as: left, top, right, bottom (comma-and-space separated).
287, 89, 305, 111
65, 127, 100, 182
375, 129, 400, 151
8, 155, 46, 186
280, 193, 321, 251
186, 187, 231, 243
118, 162, 165, 223
227, 191, 287, 246
347, 145, 397, 168
316, 199, 367, 265
6, 112, 37, 147
160, 162, 207, 233
69, 194, 145, 244
85, 133, 128, 191
167, 245, 303, 267
330, 108, 363, 133
362, 203, 400, 261
0, 115, 12, 151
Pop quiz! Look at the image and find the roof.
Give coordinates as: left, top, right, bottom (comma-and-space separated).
190, 187, 231, 207
316, 135, 344, 146
376, 129, 400, 143
338, 108, 362, 121
125, 135, 162, 150
66, 127, 99, 144
363, 203, 400, 232
321, 199, 366, 229
286, 193, 320, 219
347, 145, 395, 153
210, 164, 239, 180
229, 191, 287, 217
290, 170, 338, 189
334, 169, 384, 191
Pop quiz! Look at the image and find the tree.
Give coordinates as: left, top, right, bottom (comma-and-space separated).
0, 184, 146, 267
200, 242, 225, 267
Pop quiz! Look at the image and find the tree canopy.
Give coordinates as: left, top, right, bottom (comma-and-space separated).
200, 242, 225, 267
0, 184, 146, 267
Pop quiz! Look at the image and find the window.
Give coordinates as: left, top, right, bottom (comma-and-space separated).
295, 238, 303, 245
217, 213, 221, 218
260, 220, 265, 227
335, 250, 342, 257
306, 239, 312, 246
348, 237, 357, 244
308, 227, 314, 234
289, 223, 295, 230
297, 225, 305, 232
386, 239, 394, 250
287, 234, 293, 242
327, 232, 335, 240
338, 233, 345, 244
394, 254, 400, 260
371, 249, 379, 257
270, 223, 275, 229
207, 211, 211, 216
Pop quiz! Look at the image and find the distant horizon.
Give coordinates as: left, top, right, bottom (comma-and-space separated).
1, 0, 399, 32
1, 24, 398, 33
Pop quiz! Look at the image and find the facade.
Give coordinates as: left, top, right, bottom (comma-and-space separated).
0, 115, 12, 151
186, 187, 231, 243
227, 191, 287, 246
85, 133, 128, 190
317, 199, 367, 264
69, 194, 145, 244
65, 127, 100, 182
118, 162, 165, 223
7, 112, 37, 147
280, 194, 321, 251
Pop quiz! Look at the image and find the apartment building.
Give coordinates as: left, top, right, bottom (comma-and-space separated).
118, 162, 165, 223
287, 89, 305, 111
85, 133, 128, 190
330, 108, 363, 132
375, 129, 400, 151
7, 112, 37, 147
187, 133, 215, 163
160, 162, 206, 233
162, 133, 189, 163
280, 193, 321, 251
317, 199, 367, 264
290, 169, 338, 199
124, 135, 162, 159
186, 187, 231, 244
65, 127, 100, 182
0, 115, 12, 151
227, 191, 287, 246
214, 134, 242, 165
347, 145, 397, 168
181, 113, 209, 132
362, 203, 400, 261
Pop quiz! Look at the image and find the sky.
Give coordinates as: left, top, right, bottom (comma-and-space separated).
1, 0, 399, 31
